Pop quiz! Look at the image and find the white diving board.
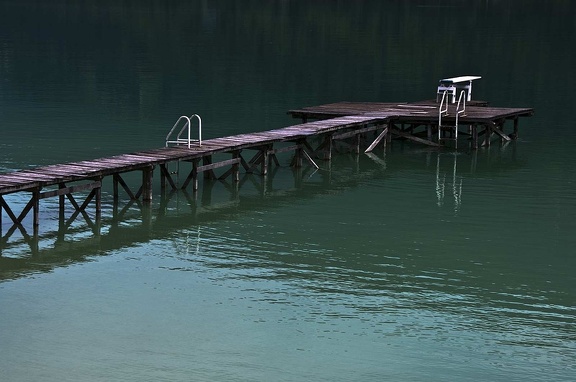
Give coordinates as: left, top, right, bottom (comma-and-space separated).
436, 75, 481, 103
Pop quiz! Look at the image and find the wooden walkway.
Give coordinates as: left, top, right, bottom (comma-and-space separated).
1, 99, 533, 241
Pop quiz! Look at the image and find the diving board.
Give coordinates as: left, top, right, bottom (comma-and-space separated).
436, 75, 482, 103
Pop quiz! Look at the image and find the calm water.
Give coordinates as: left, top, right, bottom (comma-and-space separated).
1, 1, 575, 381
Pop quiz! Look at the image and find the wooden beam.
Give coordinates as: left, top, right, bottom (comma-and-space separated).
389, 127, 441, 147
0, 195, 21, 229
302, 149, 320, 169
490, 122, 512, 142
365, 127, 388, 153
159, 164, 178, 191
114, 174, 136, 200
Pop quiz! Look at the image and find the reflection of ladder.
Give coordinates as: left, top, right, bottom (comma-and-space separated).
166, 114, 202, 148
438, 90, 466, 147
435, 153, 462, 213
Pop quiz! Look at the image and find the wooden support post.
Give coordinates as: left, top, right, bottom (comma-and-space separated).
160, 164, 177, 191
113, 174, 119, 202
142, 167, 153, 203
192, 159, 199, 191
321, 134, 333, 160
95, 177, 102, 226
293, 145, 303, 167
513, 117, 519, 139
261, 147, 269, 175
232, 151, 240, 182
160, 164, 166, 190
181, 159, 199, 191
203, 156, 215, 180
471, 124, 479, 150
354, 134, 361, 154
32, 188, 40, 237
59, 185, 65, 230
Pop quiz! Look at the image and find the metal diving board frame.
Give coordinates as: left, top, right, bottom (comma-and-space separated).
436, 75, 481, 103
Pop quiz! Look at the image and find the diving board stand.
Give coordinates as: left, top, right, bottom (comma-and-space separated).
436, 75, 481, 103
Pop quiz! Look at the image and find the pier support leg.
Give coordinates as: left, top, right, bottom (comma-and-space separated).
353, 134, 361, 154
232, 151, 241, 182
513, 117, 519, 139
192, 159, 199, 191
483, 124, 492, 147
142, 167, 154, 204
471, 124, 479, 150
95, 178, 102, 231
261, 147, 270, 175
32, 188, 40, 238
113, 174, 119, 202
160, 164, 178, 192
322, 135, 333, 161
203, 156, 216, 180
293, 146, 303, 167
181, 159, 200, 191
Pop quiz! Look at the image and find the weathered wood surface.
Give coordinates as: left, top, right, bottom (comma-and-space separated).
289, 101, 533, 124
0, 115, 384, 195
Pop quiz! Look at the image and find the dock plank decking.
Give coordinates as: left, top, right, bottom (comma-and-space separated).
1, 99, 533, 240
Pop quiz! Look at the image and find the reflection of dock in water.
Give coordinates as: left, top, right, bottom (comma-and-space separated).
0, 144, 523, 279
1, 156, 386, 276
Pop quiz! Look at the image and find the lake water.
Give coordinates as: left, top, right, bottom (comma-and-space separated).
1, 1, 575, 381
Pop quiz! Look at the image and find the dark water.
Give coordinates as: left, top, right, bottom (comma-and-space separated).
1, 1, 575, 381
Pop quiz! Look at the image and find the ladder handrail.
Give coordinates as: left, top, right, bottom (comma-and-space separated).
165, 114, 202, 148
438, 90, 449, 141
454, 90, 466, 141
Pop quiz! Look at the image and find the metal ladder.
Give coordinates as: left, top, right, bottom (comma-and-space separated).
165, 114, 202, 148
438, 90, 466, 145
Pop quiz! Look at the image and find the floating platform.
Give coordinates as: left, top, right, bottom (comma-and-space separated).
1, 97, 533, 242
289, 100, 533, 149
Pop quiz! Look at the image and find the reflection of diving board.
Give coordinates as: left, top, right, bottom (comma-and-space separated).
436, 75, 481, 103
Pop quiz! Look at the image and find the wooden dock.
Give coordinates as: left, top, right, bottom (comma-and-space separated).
1, 99, 533, 242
